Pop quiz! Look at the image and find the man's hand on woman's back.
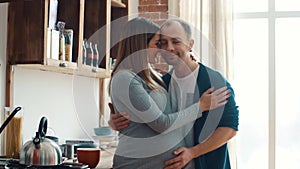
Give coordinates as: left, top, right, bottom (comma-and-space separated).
108, 103, 131, 131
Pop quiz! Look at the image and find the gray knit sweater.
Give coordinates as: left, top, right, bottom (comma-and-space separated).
110, 70, 201, 169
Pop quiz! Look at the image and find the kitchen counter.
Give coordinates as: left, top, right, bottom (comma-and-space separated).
64, 147, 115, 169
96, 148, 115, 169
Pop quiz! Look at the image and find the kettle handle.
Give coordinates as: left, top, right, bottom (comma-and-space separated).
38, 117, 47, 138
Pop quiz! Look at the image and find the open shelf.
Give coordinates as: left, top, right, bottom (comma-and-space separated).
6, 0, 115, 79
16, 64, 111, 78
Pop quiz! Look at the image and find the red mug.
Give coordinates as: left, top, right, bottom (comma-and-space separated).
77, 148, 100, 168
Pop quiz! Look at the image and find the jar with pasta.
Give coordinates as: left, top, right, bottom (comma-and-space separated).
4, 106, 23, 159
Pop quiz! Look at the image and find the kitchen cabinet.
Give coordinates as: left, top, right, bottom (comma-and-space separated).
6, 0, 107, 78
5, 0, 128, 78
3, 0, 128, 109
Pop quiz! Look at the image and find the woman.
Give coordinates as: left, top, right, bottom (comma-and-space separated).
109, 17, 228, 169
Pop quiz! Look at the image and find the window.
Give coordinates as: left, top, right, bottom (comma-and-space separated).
234, 0, 300, 168
233, 19, 269, 169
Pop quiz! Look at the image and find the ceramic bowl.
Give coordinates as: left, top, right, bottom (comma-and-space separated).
93, 127, 112, 136
74, 143, 98, 154
77, 148, 101, 168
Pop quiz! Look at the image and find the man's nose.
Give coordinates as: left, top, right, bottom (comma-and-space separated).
167, 41, 175, 52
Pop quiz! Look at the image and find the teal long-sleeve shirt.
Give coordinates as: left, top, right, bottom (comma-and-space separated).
110, 70, 203, 169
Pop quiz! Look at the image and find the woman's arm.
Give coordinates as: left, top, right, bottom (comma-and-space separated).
111, 70, 229, 133
111, 70, 199, 133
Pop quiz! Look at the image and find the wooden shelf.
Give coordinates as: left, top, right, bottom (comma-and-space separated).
16, 58, 111, 78
16, 63, 111, 78
6, 0, 114, 79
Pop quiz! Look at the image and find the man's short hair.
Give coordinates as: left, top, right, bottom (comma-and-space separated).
160, 18, 192, 39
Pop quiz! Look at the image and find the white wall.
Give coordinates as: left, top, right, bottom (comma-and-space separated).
0, 3, 8, 155
0, 3, 8, 119
0, 3, 111, 145
13, 67, 102, 144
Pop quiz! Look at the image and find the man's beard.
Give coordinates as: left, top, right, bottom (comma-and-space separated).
161, 51, 182, 66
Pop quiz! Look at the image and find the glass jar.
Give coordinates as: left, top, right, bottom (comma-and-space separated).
4, 107, 23, 159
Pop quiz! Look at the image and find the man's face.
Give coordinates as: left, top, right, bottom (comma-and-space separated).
160, 22, 193, 66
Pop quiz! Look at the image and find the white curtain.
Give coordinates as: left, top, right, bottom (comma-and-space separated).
179, 0, 237, 168
179, 0, 234, 81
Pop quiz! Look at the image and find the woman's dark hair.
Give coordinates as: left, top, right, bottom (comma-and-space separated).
110, 17, 166, 93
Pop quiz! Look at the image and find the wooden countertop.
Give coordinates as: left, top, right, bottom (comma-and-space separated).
96, 148, 115, 169
65, 147, 115, 169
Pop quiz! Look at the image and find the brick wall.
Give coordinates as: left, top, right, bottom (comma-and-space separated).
138, 0, 168, 25
138, 0, 169, 74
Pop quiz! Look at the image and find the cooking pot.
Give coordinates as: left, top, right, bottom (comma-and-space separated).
19, 117, 62, 166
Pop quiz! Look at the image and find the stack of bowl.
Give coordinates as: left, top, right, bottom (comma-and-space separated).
93, 127, 112, 136
93, 127, 117, 148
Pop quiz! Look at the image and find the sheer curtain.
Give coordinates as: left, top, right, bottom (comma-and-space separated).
179, 0, 234, 81
179, 0, 237, 168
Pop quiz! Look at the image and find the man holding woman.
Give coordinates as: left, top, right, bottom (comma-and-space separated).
109, 17, 237, 169
159, 19, 239, 169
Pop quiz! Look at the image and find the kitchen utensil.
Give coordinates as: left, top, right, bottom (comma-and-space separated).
19, 117, 62, 166
0, 107, 21, 134
64, 144, 74, 159
0, 106, 23, 158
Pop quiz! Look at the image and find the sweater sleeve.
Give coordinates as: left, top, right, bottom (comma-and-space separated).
111, 70, 202, 133
217, 81, 239, 131
207, 69, 239, 131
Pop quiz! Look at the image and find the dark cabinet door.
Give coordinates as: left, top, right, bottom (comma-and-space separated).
7, 0, 45, 65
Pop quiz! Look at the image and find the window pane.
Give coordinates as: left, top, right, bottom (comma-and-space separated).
276, 0, 300, 11
234, 0, 268, 13
275, 18, 300, 169
233, 19, 268, 169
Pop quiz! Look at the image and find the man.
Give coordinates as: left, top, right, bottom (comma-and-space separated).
109, 18, 239, 169
159, 19, 239, 169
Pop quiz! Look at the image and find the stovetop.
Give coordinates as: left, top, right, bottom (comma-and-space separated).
0, 159, 89, 169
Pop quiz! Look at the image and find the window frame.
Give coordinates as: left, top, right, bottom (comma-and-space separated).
234, 0, 300, 168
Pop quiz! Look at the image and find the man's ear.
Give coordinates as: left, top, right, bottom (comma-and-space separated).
189, 39, 194, 52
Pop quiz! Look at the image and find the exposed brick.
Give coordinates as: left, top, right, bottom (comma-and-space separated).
139, 0, 160, 5
160, 0, 168, 5
147, 4, 168, 12
153, 19, 167, 26
139, 12, 160, 20
138, 5, 148, 12
159, 12, 169, 19
138, 0, 169, 25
